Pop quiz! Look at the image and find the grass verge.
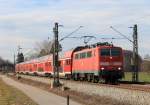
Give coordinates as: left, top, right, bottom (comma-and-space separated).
123, 72, 150, 82
0, 77, 38, 105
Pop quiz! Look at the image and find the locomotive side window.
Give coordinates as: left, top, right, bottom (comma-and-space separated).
80, 52, 86, 58
75, 51, 92, 59
87, 51, 92, 58
75, 54, 79, 59
101, 49, 110, 56
111, 49, 121, 56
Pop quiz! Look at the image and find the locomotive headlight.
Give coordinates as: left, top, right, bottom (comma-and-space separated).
101, 67, 104, 70
118, 67, 121, 70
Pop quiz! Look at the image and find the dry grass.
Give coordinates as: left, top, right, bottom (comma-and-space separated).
0, 77, 38, 105
123, 72, 150, 82
9, 74, 131, 105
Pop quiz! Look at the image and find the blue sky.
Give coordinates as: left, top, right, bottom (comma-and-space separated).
0, 0, 150, 61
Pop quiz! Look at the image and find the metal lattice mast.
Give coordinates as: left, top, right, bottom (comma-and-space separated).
132, 24, 139, 82
53, 22, 60, 86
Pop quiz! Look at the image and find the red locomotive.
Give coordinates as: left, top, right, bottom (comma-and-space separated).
16, 42, 124, 83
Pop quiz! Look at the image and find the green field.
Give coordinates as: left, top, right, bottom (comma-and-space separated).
0, 78, 38, 105
123, 72, 150, 82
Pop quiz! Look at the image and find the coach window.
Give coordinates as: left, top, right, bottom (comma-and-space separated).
49, 62, 51, 66
68, 59, 71, 65
45, 62, 51, 66
45, 63, 48, 66
65, 59, 71, 65
87, 51, 92, 58
34, 64, 37, 68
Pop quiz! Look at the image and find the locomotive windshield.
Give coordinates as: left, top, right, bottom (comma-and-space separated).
100, 48, 121, 56
111, 49, 121, 56
101, 49, 110, 56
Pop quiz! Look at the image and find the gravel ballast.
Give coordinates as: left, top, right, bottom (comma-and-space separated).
19, 75, 150, 105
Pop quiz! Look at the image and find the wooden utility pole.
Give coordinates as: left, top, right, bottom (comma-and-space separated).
132, 24, 139, 82
53, 22, 60, 87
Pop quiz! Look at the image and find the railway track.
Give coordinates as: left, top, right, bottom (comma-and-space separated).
13, 73, 150, 92
67, 79, 150, 92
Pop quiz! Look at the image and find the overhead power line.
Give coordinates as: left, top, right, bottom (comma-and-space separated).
63, 35, 96, 45
59, 26, 83, 42
110, 26, 133, 43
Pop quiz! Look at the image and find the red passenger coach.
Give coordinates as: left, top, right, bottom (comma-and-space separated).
16, 55, 53, 76
60, 51, 73, 78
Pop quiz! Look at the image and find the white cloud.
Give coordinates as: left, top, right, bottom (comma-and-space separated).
0, 0, 150, 61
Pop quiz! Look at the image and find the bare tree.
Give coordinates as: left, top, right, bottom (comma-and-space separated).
34, 39, 62, 57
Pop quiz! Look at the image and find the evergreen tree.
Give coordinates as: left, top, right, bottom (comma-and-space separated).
17, 53, 24, 63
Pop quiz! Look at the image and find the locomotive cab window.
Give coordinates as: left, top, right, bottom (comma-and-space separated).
111, 49, 121, 56
100, 48, 121, 56
101, 49, 110, 56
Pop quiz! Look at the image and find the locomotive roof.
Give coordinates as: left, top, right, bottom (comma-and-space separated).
72, 42, 121, 53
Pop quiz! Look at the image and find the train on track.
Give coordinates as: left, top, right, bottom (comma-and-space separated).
16, 42, 124, 83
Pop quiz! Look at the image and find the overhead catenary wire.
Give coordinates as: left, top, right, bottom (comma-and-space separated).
59, 26, 83, 42
62, 35, 96, 45
110, 26, 133, 43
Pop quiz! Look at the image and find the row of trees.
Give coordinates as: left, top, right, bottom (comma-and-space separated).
16, 53, 24, 63
0, 57, 14, 72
